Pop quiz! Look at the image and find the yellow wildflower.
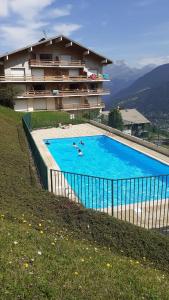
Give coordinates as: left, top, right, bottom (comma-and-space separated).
40, 230, 43, 234
24, 263, 29, 268
106, 263, 112, 268
39, 223, 42, 227
81, 258, 85, 262
74, 272, 78, 276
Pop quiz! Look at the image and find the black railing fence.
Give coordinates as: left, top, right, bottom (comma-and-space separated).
22, 113, 48, 190
50, 169, 169, 231
22, 112, 169, 233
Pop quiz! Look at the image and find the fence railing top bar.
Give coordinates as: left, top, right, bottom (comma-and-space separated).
50, 168, 169, 182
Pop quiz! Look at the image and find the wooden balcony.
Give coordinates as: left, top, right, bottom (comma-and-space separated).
18, 89, 110, 98
29, 59, 85, 68
61, 102, 105, 111
0, 75, 109, 82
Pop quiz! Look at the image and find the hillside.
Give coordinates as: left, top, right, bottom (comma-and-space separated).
111, 64, 169, 126
103, 61, 155, 109
1, 106, 169, 299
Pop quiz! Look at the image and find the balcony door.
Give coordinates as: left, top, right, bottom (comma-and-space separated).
60, 55, 71, 64
32, 68, 44, 80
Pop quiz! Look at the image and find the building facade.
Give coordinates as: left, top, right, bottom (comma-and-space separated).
0, 35, 112, 112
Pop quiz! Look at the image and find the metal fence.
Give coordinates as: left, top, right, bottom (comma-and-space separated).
22, 113, 48, 190
50, 169, 169, 232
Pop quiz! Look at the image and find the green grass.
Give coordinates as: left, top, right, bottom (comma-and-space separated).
31, 111, 85, 129
1, 105, 169, 299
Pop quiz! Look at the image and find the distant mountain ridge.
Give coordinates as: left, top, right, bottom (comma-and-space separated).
114, 63, 169, 99
111, 63, 169, 127
103, 61, 155, 109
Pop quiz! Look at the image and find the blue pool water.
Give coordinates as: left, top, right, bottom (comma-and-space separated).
45, 135, 169, 208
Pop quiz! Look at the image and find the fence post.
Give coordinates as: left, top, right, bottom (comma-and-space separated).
50, 169, 53, 193
111, 179, 114, 217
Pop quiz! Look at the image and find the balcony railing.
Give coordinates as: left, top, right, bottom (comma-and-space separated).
0, 75, 108, 82
18, 89, 110, 98
61, 102, 105, 110
29, 59, 85, 67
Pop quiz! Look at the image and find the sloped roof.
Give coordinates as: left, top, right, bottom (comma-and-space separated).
120, 109, 150, 125
102, 109, 150, 125
0, 34, 112, 64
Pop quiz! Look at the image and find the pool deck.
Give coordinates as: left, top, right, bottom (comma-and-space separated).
32, 123, 169, 169
32, 123, 169, 230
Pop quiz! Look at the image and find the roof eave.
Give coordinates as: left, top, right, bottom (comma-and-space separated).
0, 34, 113, 64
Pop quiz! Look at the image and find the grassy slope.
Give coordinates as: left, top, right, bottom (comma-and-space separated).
31, 111, 85, 129
1, 106, 169, 299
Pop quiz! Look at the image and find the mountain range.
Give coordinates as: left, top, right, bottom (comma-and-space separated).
103, 60, 155, 108
104, 62, 169, 128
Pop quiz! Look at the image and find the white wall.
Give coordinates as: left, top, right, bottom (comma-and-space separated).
62, 97, 80, 105
46, 98, 55, 110
4, 52, 31, 77
86, 96, 100, 104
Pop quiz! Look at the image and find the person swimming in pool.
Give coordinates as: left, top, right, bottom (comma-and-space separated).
45, 140, 50, 145
80, 140, 85, 146
78, 149, 83, 156
73, 142, 78, 148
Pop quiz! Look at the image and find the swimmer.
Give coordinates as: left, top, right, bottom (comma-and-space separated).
78, 149, 83, 156
80, 140, 85, 146
45, 140, 50, 145
73, 142, 78, 148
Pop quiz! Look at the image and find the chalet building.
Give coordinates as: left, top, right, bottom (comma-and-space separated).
0, 35, 112, 112
102, 108, 150, 137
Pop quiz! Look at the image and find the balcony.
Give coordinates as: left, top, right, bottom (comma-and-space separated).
0, 74, 109, 83
29, 59, 85, 68
17, 89, 110, 98
61, 102, 105, 111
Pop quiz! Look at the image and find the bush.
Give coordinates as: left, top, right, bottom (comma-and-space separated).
0, 85, 20, 108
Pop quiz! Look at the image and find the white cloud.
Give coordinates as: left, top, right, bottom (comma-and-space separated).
0, 0, 82, 52
48, 4, 72, 18
138, 56, 169, 67
0, 0, 9, 16
0, 26, 41, 48
134, 0, 157, 7
10, 0, 53, 20
52, 23, 82, 36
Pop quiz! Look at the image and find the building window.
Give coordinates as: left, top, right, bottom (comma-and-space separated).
40, 54, 52, 60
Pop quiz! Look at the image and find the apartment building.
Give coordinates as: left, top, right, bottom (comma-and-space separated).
0, 35, 112, 112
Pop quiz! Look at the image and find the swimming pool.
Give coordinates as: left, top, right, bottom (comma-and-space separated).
45, 135, 169, 208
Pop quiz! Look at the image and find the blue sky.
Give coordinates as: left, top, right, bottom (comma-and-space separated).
0, 0, 169, 66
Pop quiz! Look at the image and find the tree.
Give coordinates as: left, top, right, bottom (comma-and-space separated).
108, 108, 123, 130
0, 85, 20, 108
